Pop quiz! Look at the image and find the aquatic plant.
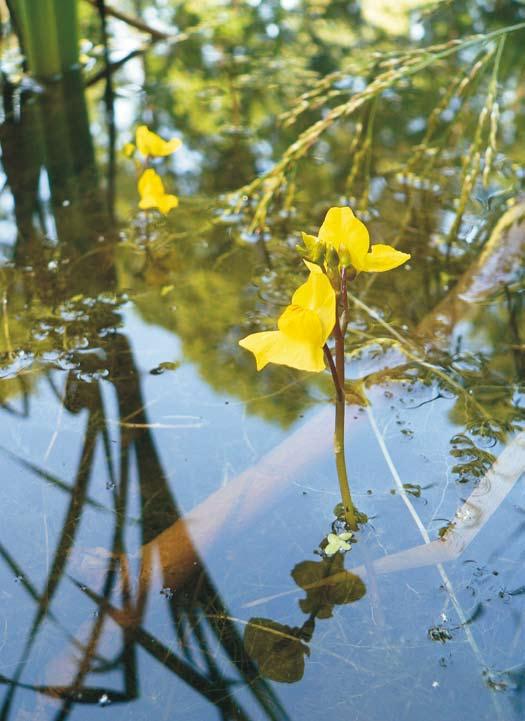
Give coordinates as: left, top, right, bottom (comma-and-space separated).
239, 268, 336, 373
125, 126, 181, 215
239, 206, 410, 526
138, 169, 179, 215
126, 125, 182, 159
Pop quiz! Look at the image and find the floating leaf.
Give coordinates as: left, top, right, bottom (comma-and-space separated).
403, 483, 422, 498
450, 433, 496, 484
150, 361, 181, 375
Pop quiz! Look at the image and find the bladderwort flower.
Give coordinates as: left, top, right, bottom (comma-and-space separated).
302, 206, 410, 273
239, 265, 335, 372
126, 125, 182, 159
138, 169, 179, 215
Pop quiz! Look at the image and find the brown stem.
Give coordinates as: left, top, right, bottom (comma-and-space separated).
332, 319, 345, 391
323, 345, 344, 402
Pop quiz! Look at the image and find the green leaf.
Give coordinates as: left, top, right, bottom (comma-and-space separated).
244, 618, 309, 683
292, 556, 366, 619
344, 379, 369, 406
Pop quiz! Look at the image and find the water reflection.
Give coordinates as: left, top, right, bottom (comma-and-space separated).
245, 553, 366, 684
1, 2, 525, 720
0, 69, 292, 721
0, 336, 290, 721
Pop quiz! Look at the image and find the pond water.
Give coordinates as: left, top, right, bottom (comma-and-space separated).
1, 2, 525, 720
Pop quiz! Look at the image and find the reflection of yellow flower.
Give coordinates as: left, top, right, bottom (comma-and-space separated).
123, 142, 136, 158
138, 169, 179, 214
136, 125, 182, 157
303, 206, 410, 273
239, 269, 335, 372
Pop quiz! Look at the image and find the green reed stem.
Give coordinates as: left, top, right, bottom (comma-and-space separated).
8, 0, 79, 78
335, 391, 357, 530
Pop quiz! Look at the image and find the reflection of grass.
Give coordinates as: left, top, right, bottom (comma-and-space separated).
236, 22, 525, 232
0, 334, 289, 721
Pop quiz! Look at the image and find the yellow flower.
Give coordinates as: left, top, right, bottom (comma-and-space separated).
123, 142, 136, 158
136, 125, 182, 157
138, 169, 179, 214
239, 269, 335, 372
303, 206, 410, 273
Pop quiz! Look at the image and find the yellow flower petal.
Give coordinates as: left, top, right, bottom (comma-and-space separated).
136, 125, 182, 157
239, 329, 325, 372
238, 269, 335, 373
138, 168, 163, 200
156, 193, 179, 214
291, 271, 335, 342
138, 169, 178, 214
303, 259, 323, 274
361, 244, 411, 272
123, 142, 136, 157
318, 206, 370, 270
278, 304, 324, 346
301, 233, 318, 246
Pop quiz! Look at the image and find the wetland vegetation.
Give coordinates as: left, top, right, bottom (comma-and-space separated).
0, 1, 525, 720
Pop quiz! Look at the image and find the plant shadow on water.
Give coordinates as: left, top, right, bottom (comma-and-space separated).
1, 1, 525, 721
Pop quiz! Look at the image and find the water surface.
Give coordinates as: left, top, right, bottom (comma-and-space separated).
1, 2, 525, 720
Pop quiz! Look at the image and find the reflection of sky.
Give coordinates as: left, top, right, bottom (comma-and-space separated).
2, 295, 525, 720
1, 3, 525, 719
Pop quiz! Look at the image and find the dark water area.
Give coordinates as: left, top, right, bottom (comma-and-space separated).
1, 1, 525, 720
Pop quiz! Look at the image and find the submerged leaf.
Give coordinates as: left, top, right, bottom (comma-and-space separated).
292, 555, 366, 618
244, 618, 309, 683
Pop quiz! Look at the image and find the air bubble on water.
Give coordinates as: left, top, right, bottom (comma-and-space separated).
456, 506, 474, 522
160, 586, 174, 599
77, 368, 110, 382
98, 693, 111, 707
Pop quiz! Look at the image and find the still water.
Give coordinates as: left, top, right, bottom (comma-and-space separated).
1, 1, 525, 720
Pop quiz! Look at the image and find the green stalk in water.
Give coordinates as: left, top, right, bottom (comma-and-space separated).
335, 392, 357, 530
324, 316, 358, 530
8, 0, 79, 78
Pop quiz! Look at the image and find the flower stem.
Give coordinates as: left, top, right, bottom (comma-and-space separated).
335, 395, 357, 530
325, 265, 360, 530
332, 318, 345, 390
323, 344, 344, 402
